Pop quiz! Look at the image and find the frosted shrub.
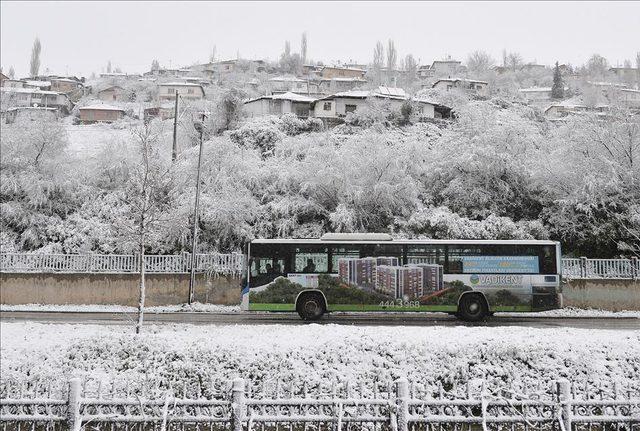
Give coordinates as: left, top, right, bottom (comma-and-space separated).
229, 120, 284, 153
404, 206, 548, 240
279, 113, 323, 135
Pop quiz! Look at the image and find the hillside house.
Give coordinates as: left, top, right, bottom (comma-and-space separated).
97, 85, 126, 102
0, 87, 73, 114
319, 66, 366, 79
158, 82, 205, 101
79, 104, 125, 124
544, 103, 609, 119
244, 92, 316, 118
619, 88, 640, 108
519, 87, 553, 102
1, 79, 26, 88
268, 76, 309, 94
24, 80, 52, 90
50, 77, 83, 94
313, 77, 367, 94
4, 106, 58, 124
144, 102, 175, 122
432, 78, 489, 97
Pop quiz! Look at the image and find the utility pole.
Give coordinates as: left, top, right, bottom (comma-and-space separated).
171, 94, 179, 161
188, 112, 206, 304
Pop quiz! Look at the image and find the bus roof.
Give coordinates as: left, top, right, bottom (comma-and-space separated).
250, 238, 558, 246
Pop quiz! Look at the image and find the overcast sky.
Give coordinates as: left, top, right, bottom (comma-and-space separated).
1, 1, 639, 78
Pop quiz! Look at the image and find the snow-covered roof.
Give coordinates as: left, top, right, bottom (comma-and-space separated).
24, 80, 51, 87
433, 78, 488, 85
322, 66, 366, 72
620, 88, 640, 93
6, 106, 57, 112
519, 87, 552, 93
79, 104, 125, 111
271, 92, 315, 102
373, 86, 407, 98
0, 87, 63, 96
97, 85, 125, 92
269, 75, 306, 83
331, 90, 370, 99
245, 92, 316, 104
325, 77, 367, 82
159, 82, 203, 87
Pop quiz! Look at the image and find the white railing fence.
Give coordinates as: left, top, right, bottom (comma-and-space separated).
1, 254, 638, 279
562, 257, 639, 280
0, 377, 638, 430
0, 253, 245, 276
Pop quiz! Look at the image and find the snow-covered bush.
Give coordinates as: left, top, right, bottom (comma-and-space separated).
403, 206, 548, 240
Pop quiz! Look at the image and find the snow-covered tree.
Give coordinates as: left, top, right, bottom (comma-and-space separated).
551, 62, 564, 99
29, 37, 41, 77
301, 32, 308, 64
466, 50, 494, 74
115, 124, 183, 333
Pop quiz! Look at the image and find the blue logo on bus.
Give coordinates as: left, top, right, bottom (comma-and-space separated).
470, 274, 480, 285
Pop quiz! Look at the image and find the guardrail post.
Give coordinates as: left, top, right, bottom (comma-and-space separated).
556, 380, 572, 431
67, 378, 82, 431
580, 257, 588, 278
632, 257, 638, 280
395, 378, 409, 431
231, 378, 246, 431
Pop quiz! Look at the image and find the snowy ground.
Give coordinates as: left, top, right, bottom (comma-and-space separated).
1, 303, 638, 318
1, 321, 638, 399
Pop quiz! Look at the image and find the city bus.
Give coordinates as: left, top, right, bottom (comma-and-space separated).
241, 233, 562, 321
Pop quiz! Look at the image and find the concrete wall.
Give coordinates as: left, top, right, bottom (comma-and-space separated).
0, 273, 241, 306
1, 273, 638, 310
563, 279, 640, 311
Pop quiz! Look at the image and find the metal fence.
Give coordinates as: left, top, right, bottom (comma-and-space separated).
0, 377, 638, 430
1, 254, 638, 280
0, 253, 245, 276
562, 257, 639, 280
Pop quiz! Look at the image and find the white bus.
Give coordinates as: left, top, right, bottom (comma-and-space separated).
241, 233, 562, 321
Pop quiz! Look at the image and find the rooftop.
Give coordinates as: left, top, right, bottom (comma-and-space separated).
159, 82, 203, 87
79, 104, 125, 111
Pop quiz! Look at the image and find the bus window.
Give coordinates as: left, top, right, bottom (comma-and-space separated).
291, 246, 329, 273
250, 243, 287, 285
368, 244, 403, 263
407, 244, 446, 266
517, 245, 557, 274
447, 245, 484, 274
330, 245, 360, 273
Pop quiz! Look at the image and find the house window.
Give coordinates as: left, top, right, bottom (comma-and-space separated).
345, 104, 357, 113
188, 88, 194, 94
323, 102, 332, 111
446, 85, 453, 91
167, 88, 175, 94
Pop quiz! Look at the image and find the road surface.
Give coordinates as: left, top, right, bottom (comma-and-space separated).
1, 311, 639, 329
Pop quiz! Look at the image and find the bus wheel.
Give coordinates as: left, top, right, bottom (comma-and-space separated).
457, 294, 488, 322
296, 292, 326, 321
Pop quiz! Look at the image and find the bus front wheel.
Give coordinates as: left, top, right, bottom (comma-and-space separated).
296, 292, 326, 321
457, 294, 488, 322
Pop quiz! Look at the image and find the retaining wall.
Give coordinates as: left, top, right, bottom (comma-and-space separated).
0, 273, 241, 306
1, 273, 638, 310
562, 278, 640, 311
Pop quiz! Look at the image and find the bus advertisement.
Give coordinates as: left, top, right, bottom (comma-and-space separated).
241, 233, 562, 321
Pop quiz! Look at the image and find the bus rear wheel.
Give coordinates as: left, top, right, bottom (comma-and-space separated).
457, 294, 488, 322
296, 292, 326, 321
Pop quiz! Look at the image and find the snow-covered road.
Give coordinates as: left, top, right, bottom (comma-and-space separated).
1, 310, 639, 329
